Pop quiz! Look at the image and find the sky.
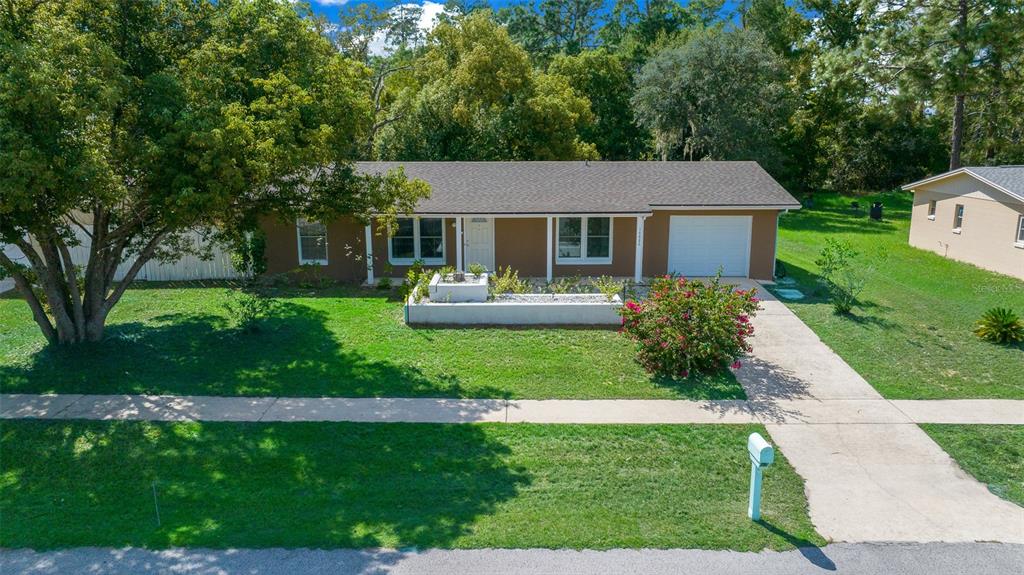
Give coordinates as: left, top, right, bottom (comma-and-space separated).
304, 0, 750, 56
304, 0, 748, 24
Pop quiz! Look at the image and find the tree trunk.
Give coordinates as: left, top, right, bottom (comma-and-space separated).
0, 224, 168, 345
949, 0, 969, 171
949, 93, 965, 170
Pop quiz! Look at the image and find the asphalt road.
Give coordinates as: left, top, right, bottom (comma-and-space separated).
3, 543, 1023, 575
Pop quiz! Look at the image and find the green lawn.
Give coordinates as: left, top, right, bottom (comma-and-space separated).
921, 424, 1024, 507
774, 192, 1024, 399
0, 285, 743, 400
0, 420, 822, 550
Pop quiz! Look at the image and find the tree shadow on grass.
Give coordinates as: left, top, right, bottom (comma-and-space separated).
0, 420, 529, 554
649, 370, 748, 400
0, 301, 505, 398
756, 519, 836, 571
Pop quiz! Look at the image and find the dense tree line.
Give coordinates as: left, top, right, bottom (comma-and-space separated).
2, 0, 1021, 344
340, 0, 1024, 193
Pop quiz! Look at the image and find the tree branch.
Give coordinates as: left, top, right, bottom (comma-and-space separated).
64, 213, 93, 240
102, 230, 168, 313
0, 249, 56, 342
56, 237, 86, 340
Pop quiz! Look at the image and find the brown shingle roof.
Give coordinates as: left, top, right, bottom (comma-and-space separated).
356, 161, 800, 214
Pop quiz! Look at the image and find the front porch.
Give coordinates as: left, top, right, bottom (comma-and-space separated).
364, 214, 651, 285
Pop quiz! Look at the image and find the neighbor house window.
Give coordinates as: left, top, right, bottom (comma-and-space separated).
1016, 215, 1024, 244
296, 220, 328, 264
557, 217, 612, 263
389, 217, 445, 264
927, 200, 936, 219
953, 204, 964, 231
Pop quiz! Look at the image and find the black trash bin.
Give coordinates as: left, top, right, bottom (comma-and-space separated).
870, 202, 883, 220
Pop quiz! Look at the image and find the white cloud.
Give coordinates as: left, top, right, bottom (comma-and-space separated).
366, 1, 449, 57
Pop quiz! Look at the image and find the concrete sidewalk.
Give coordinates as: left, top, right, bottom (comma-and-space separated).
3, 543, 1023, 575
2, 393, 1022, 425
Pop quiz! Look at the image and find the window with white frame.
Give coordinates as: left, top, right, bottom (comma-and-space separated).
296, 219, 328, 264
389, 217, 445, 264
1016, 215, 1024, 244
557, 217, 612, 264
953, 204, 964, 230
927, 200, 936, 218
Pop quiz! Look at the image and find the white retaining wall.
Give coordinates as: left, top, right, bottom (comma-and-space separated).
406, 294, 623, 326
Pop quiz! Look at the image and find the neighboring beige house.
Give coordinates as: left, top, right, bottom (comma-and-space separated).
902, 166, 1024, 279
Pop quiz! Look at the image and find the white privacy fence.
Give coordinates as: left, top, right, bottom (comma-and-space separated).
1, 229, 242, 292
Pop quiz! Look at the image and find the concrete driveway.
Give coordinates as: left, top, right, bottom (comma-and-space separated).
736, 284, 1024, 543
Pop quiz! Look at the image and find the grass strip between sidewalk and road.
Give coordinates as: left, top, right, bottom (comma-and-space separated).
0, 420, 822, 551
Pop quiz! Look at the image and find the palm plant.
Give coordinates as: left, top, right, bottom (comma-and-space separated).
973, 308, 1024, 344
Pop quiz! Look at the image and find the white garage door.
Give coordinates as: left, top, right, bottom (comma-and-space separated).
667, 215, 752, 277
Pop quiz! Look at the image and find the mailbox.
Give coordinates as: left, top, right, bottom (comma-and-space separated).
747, 433, 774, 468
746, 432, 774, 521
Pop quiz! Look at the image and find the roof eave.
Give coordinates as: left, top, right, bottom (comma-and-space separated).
902, 168, 1024, 202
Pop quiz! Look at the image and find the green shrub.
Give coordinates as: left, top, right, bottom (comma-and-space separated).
296, 263, 331, 289
413, 270, 433, 303
227, 229, 267, 278
223, 289, 276, 333
547, 275, 580, 294
376, 277, 392, 290
401, 259, 427, 300
490, 266, 530, 295
815, 238, 870, 313
402, 260, 436, 303
974, 308, 1024, 344
468, 262, 487, 276
592, 275, 624, 301
619, 275, 759, 378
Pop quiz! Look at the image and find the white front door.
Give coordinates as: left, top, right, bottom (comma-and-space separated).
667, 215, 752, 277
464, 217, 495, 271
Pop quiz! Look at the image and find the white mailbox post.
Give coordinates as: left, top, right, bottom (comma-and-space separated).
747, 432, 775, 521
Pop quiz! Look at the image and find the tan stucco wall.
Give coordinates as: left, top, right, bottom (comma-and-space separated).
908, 175, 1024, 279
642, 210, 779, 280
262, 211, 781, 282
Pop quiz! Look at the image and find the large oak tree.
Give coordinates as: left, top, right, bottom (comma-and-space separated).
0, 0, 428, 344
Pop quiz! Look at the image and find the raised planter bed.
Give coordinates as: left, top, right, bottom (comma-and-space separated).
406, 293, 623, 326
428, 272, 489, 303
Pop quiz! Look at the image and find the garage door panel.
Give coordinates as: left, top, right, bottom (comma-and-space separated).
667, 216, 751, 277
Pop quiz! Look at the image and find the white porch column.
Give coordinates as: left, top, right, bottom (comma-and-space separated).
634, 215, 646, 284
455, 216, 464, 271
364, 223, 374, 285
546, 216, 553, 282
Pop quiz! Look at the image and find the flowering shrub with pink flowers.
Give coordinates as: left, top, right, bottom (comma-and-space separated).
619, 275, 760, 378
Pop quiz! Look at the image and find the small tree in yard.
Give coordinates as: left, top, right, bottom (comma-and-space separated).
815, 239, 871, 314
0, 0, 429, 344
619, 275, 760, 378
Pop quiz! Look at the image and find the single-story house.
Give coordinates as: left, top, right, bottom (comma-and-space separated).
902, 166, 1024, 279
261, 161, 802, 283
